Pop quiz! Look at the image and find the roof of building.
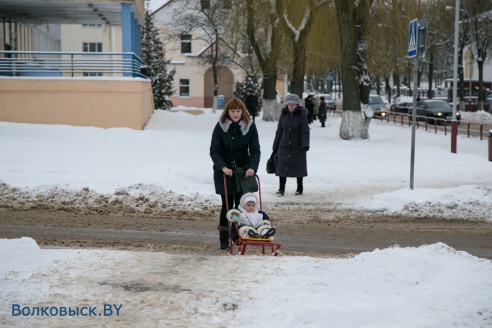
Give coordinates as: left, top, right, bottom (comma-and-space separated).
0, 0, 145, 25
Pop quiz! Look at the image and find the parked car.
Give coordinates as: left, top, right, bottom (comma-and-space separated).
368, 95, 388, 118
416, 99, 461, 124
390, 96, 414, 114
317, 93, 336, 110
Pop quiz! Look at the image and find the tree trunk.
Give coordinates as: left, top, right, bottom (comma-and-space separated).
385, 75, 391, 102
393, 71, 400, 97
427, 53, 434, 99
334, 0, 371, 140
262, 72, 281, 121
246, 0, 282, 122
458, 46, 465, 112
478, 57, 484, 111
211, 41, 219, 113
289, 42, 306, 97
339, 111, 368, 140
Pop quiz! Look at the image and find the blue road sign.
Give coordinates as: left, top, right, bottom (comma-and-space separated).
408, 19, 418, 58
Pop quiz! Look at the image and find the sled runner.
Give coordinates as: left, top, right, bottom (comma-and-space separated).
224, 173, 281, 256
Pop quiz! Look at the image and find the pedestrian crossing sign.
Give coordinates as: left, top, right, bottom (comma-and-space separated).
408, 19, 418, 58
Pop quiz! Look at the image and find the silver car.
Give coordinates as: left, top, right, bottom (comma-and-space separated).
368, 95, 388, 118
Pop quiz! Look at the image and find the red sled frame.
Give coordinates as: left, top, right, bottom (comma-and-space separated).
224, 173, 281, 256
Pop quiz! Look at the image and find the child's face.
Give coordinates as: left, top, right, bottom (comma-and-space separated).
244, 201, 256, 213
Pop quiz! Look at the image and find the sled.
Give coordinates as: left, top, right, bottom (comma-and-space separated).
224, 173, 281, 256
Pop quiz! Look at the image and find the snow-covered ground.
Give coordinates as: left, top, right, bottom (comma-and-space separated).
1, 108, 492, 327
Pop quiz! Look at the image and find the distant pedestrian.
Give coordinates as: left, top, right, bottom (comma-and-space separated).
273, 93, 310, 196
318, 96, 327, 127
304, 95, 314, 124
244, 92, 258, 122
312, 95, 319, 121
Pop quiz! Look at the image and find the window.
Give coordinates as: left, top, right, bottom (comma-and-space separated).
179, 79, 190, 97
83, 42, 102, 52
82, 24, 102, 28
223, 0, 232, 9
83, 72, 103, 77
200, 0, 210, 9
180, 34, 191, 54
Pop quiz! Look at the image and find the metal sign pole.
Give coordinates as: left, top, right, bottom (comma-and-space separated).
410, 56, 418, 190
451, 0, 460, 153
408, 19, 418, 190
408, 19, 427, 190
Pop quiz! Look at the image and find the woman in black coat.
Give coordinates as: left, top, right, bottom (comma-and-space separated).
318, 96, 328, 127
210, 98, 261, 249
272, 93, 310, 195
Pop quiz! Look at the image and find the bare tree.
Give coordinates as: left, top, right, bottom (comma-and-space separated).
246, 0, 285, 121
280, 0, 328, 97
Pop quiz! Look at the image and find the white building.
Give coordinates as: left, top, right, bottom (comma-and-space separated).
151, 0, 248, 108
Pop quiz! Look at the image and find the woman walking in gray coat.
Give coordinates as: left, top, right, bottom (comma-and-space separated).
272, 93, 310, 195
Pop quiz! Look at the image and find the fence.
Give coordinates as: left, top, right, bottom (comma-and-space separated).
327, 109, 491, 140
376, 112, 491, 140
0, 51, 146, 79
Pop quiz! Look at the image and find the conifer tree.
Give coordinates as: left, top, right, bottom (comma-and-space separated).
141, 10, 176, 110
234, 75, 263, 111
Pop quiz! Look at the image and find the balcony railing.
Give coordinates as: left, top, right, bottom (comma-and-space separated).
0, 51, 147, 79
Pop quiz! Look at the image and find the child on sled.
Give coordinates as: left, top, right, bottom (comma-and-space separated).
226, 191, 276, 241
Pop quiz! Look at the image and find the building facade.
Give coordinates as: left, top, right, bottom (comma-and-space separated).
151, 0, 247, 108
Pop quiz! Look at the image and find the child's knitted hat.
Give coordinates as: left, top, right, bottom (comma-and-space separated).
240, 192, 259, 208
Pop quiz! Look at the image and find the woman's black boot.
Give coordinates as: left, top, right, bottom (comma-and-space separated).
277, 177, 286, 196
296, 177, 303, 195
218, 227, 230, 250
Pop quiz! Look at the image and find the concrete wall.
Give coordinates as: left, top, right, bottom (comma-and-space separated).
0, 77, 154, 130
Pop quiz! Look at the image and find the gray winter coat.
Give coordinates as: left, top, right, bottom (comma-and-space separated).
210, 119, 261, 195
272, 105, 310, 177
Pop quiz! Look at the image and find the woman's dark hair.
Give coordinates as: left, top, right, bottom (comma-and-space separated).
219, 98, 251, 124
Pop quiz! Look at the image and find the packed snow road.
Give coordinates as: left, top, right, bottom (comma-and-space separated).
1, 207, 492, 259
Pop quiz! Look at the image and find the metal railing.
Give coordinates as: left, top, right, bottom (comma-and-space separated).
326, 109, 491, 140
0, 51, 147, 79
377, 112, 492, 140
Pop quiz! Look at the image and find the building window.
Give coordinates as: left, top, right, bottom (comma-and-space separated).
180, 34, 191, 54
82, 24, 103, 28
83, 42, 102, 52
83, 72, 103, 77
223, 0, 232, 9
180, 79, 190, 97
200, 0, 211, 9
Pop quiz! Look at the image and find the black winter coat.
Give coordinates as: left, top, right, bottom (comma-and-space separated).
318, 101, 327, 123
244, 94, 258, 117
210, 119, 261, 195
272, 105, 310, 177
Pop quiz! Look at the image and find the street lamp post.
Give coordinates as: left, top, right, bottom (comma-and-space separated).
451, 0, 460, 153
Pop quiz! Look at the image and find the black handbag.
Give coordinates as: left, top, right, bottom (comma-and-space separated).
227, 133, 258, 194
266, 151, 277, 174
234, 167, 258, 194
